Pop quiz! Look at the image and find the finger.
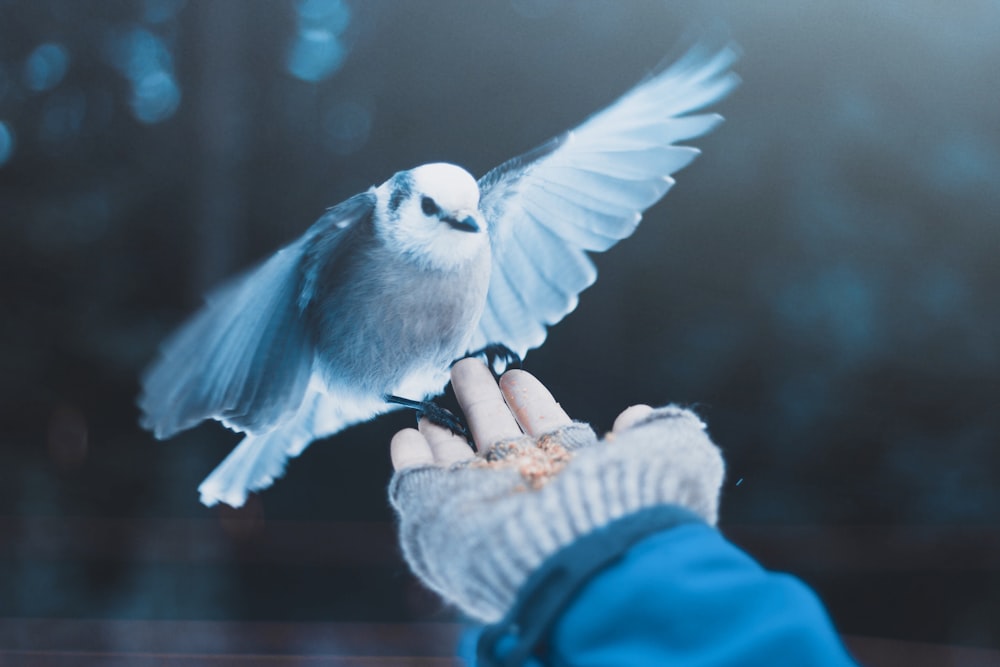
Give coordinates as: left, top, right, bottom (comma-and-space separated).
451, 358, 522, 449
390, 428, 434, 471
419, 417, 475, 465
612, 404, 654, 433
499, 369, 572, 436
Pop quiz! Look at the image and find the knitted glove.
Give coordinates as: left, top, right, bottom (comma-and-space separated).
389, 406, 725, 623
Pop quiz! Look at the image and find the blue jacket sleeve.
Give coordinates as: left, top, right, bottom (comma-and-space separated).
467, 506, 860, 667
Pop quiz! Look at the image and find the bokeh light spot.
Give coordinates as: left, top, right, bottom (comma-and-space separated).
24, 42, 70, 92
286, 0, 351, 82
287, 30, 346, 82
105, 26, 181, 124
109, 28, 168, 81
296, 0, 351, 32
0, 120, 14, 166
131, 70, 181, 124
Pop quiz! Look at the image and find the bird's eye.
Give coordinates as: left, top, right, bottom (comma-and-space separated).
421, 196, 440, 216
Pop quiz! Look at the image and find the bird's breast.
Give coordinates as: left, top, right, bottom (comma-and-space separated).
308, 244, 491, 397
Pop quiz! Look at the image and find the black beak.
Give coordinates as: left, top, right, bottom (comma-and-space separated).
443, 215, 481, 233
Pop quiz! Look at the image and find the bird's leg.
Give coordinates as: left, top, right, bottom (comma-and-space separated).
385, 395, 471, 440
459, 343, 522, 375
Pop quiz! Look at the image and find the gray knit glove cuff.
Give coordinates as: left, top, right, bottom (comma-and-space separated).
389, 407, 724, 623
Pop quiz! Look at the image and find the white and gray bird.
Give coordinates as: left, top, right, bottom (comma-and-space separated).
139, 44, 739, 508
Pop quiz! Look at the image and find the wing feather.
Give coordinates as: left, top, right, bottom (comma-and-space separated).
524, 191, 635, 250
546, 146, 700, 180
139, 192, 375, 438
472, 43, 738, 360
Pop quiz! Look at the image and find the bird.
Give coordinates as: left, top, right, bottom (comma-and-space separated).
139, 43, 739, 508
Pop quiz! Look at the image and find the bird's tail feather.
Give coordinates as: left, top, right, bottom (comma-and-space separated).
197, 385, 398, 508
198, 429, 300, 508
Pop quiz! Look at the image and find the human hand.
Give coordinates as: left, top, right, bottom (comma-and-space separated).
388, 358, 724, 622
391, 358, 600, 483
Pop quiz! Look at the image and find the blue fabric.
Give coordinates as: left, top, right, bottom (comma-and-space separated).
465, 521, 860, 666
477, 505, 704, 666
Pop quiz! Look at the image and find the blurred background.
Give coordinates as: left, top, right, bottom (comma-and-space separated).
1, 0, 998, 664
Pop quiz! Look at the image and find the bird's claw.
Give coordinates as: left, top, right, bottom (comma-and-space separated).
417, 402, 471, 440
386, 395, 471, 440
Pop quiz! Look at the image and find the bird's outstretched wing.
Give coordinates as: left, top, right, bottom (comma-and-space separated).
471, 43, 739, 362
139, 192, 376, 439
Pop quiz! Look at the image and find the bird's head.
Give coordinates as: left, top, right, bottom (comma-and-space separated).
375, 163, 488, 270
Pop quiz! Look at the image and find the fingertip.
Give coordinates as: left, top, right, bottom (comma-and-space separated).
496, 369, 529, 403
390, 428, 434, 471
498, 367, 532, 388
500, 369, 572, 436
451, 357, 490, 387
499, 368, 549, 393
612, 404, 654, 433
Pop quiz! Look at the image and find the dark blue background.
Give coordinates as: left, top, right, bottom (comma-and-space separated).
1, 0, 998, 657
